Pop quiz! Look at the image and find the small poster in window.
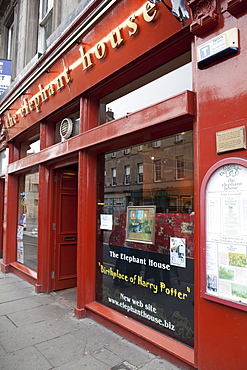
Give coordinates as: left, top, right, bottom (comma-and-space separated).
17, 241, 24, 264
17, 225, 24, 240
126, 206, 156, 244
170, 237, 186, 268
100, 214, 113, 230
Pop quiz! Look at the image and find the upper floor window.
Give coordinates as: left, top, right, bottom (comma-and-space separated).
7, 21, 14, 60
38, 0, 53, 53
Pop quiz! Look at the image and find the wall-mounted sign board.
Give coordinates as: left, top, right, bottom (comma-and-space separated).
201, 158, 247, 311
0, 59, 12, 96
197, 28, 239, 69
216, 126, 246, 154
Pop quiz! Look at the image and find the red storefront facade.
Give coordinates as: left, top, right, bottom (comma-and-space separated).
1, 0, 247, 368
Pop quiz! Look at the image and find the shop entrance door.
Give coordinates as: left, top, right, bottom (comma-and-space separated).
53, 167, 78, 290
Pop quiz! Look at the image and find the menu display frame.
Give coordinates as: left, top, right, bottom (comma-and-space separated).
201, 157, 247, 311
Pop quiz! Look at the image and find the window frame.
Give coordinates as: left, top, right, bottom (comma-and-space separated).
154, 159, 161, 182
176, 155, 185, 180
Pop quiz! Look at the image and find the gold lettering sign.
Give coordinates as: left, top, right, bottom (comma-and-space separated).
3, 2, 158, 129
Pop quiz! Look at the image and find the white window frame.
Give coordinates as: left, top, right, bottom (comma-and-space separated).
7, 22, 14, 60
38, 0, 53, 53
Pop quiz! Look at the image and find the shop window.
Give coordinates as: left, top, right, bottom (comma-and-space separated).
17, 169, 39, 271
20, 133, 40, 159
97, 131, 194, 348
176, 155, 184, 180
124, 165, 130, 185
0, 149, 8, 177
154, 159, 161, 182
99, 52, 191, 125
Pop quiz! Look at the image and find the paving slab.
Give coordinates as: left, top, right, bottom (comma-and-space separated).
92, 347, 123, 367
35, 332, 87, 367
139, 357, 184, 370
53, 353, 111, 370
7, 300, 71, 327
0, 267, 183, 370
0, 296, 42, 316
0, 317, 72, 353
0, 346, 52, 370
106, 337, 156, 367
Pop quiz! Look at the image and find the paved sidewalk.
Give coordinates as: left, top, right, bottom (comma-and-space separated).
0, 269, 182, 370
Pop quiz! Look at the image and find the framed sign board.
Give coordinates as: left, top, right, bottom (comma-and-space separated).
201, 158, 247, 311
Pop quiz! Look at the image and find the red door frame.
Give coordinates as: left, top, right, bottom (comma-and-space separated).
52, 167, 78, 290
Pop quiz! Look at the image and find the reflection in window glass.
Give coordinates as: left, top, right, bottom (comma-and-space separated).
0, 149, 8, 176
17, 171, 39, 270
154, 159, 161, 182
97, 131, 194, 347
111, 168, 116, 186
176, 155, 185, 180
124, 165, 130, 185
20, 134, 40, 158
100, 52, 192, 124
137, 163, 143, 184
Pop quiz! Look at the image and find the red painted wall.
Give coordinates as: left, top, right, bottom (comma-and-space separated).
195, 8, 247, 370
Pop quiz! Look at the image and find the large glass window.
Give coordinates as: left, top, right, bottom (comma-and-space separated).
20, 133, 40, 159
0, 149, 8, 176
17, 170, 39, 270
97, 131, 194, 347
99, 52, 191, 125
